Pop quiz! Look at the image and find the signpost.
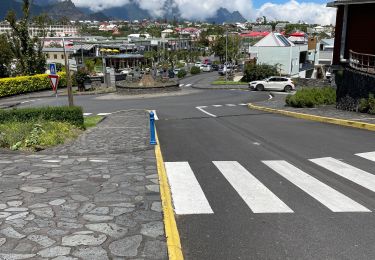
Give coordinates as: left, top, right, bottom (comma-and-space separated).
48, 63, 59, 104
49, 63, 57, 75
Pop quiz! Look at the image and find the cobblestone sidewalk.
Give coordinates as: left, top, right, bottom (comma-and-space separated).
0, 110, 167, 260
253, 93, 375, 124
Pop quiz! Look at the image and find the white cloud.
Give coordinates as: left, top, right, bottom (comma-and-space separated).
69, 0, 336, 25
256, 0, 336, 25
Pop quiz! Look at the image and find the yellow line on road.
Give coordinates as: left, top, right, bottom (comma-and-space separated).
154, 130, 184, 260
248, 103, 375, 132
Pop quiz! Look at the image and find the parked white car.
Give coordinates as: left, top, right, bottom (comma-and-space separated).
249, 77, 295, 92
201, 64, 212, 72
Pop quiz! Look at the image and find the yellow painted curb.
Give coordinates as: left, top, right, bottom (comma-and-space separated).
248, 103, 375, 132
154, 131, 184, 260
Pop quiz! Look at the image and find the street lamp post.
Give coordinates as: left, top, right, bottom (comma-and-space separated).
225, 30, 228, 82
62, 37, 74, 107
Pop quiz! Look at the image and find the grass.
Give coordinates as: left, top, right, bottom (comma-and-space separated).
0, 121, 82, 151
211, 81, 248, 85
84, 115, 104, 129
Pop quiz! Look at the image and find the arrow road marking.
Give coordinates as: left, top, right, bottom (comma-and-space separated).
196, 106, 217, 118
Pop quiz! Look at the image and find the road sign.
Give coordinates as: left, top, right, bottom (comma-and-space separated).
48, 74, 59, 92
49, 63, 57, 75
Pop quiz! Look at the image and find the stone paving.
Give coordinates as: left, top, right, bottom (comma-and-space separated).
0, 110, 167, 259
253, 93, 375, 124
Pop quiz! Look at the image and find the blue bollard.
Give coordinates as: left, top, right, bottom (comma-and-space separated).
150, 111, 157, 145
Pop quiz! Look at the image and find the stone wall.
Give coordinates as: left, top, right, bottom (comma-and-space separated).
336, 68, 375, 110
293, 78, 331, 88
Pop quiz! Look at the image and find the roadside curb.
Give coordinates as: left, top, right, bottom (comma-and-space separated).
192, 85, 249, 90
248, 103, 375, 132
154, 131, 184, 260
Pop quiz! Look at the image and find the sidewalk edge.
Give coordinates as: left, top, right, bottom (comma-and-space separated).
248, 103, 375, 132
154, 130, 184, 260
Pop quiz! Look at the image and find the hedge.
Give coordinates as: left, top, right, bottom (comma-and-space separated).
0, 106, 84, 128
286, 87, 336, 108
190, 66, 201, 75
0, 72, 66, 98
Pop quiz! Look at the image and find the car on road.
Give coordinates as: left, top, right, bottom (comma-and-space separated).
201, 64, 212, 72
249, 77, 295, 92
218, 65, 233, 76
120, 68, 132, 74
212, 64, 219, 71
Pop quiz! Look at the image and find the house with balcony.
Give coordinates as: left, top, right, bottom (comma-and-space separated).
248, 32, 313, 78
328, 0, 375, 109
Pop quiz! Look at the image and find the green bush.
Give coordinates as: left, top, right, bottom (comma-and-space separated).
190, 66, 201, 75
242, 63, 278, 82
286, 87, 336, 108
0, 106, 84, 128
0, 72, 67, 98
358, 94, 375, 114
177, 69, 187, 78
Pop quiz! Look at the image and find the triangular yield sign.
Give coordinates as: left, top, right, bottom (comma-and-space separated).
48, 75, 59, 92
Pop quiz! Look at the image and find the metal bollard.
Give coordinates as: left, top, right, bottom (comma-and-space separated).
150, 111, 157, 145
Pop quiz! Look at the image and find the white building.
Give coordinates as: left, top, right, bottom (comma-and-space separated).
249, 32, 312, 77
0, 22, 78, 37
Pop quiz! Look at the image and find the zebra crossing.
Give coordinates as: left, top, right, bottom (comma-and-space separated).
179, 83, 193, 87
165, 151, 375, 215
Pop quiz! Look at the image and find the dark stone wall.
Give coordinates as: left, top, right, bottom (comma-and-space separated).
294, 78, 331, 88
336, 68, 375, 110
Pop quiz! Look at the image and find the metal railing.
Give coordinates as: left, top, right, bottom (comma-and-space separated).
349, 50, 375, 74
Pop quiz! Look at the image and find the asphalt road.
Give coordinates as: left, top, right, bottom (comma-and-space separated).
16, 73, 375, 259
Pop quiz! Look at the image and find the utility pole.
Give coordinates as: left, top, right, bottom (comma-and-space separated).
62, 37, 74, 107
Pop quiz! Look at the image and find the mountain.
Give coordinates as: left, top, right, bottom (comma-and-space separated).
0, 0, 246, 23
101, 3, 151, 21
0, 0, 41, 20
206, 8, 247, 24
44, 0, 86, 21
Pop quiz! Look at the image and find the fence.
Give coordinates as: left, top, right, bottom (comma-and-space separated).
349, 50, 375, 74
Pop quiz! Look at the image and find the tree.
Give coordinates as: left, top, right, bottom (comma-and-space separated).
212, 35, 241, 63
0, 34, 14, 77
6, 0, 46, 76
242, 63, 278, 82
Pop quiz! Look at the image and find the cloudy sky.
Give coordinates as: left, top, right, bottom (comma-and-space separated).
69, 0, 336, 25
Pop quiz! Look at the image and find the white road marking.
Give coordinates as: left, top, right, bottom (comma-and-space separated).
151, 110, 159, 120
310, 157, 375, 193
43, 160, 61, 163
165, 162, 214, 215
83, 113, 93, 116
196, 106, 217, 118
179, 84, 184, 87
225, 104, 236, 107
97, 113, 112, 116
212, 105, 223, 107
263, 160, 370, 212
238, 103, 247, 106
20, 99, 41, 104
356, 151, 375, 162
186, 84, 192, 87
268, 95, 273, 100
213, 161, 293, 213
89, 159, 108, 163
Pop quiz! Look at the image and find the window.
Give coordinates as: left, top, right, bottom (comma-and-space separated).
61, 54, 64, 59
46, 54, 50, 59
54, 54, 57, 59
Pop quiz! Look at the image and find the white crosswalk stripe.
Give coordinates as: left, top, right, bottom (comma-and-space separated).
97, 113, 112, 116
263, 160, 370, 212
310, 157, 375, 193
356, 151, 375, 162
213, 161, 293, 213
165, 162, 214, 215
